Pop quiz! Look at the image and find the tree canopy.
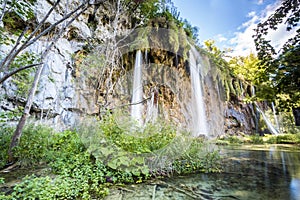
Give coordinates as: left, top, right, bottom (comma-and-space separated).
253, 0, 300, 110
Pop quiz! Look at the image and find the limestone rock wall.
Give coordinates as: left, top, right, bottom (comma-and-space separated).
0, 0, 121, 128
0, 0, 262, 135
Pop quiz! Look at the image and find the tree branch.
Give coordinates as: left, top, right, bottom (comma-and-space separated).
0, 63, 42, 84
0, 26, 29, 71
7, 1, 90, 163
0, 0, 61, 71
0, 0, 9, 25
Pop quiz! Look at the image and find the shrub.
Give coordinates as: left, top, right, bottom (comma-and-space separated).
13, 124, 54, 166
0, 126, 14, 168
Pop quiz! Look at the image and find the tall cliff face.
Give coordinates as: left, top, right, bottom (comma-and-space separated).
0, 0, 259, 135
0, 0, 128, 128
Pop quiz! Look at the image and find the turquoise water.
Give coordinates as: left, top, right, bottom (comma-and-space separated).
106, 145, 300, 200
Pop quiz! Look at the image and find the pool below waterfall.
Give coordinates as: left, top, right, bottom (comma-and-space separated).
105, 144, 300, 200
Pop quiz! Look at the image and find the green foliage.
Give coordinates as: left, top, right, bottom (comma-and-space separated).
226, 136, 243, 144
1, 0, 34, 35
266, 133, 300, 144
216, 135, 265, 145
0, 177, 4, 185
0, 125, 14, 168
1, 124, 85, 168
181, 19, 199, 42
1, 0, 34, 21
126, 0, 199, 43
248, 135, 264, 144
100, 116, 176, 153
217, 133, 300, 145
172, 140, 221, 174
203, 40, 228, 69
78, 115, 177, 179
126, 0, 160, 20
228, 53, 261, 83
202, 40, 235, 101
7, 173, 109, 199
0, 27, 15, 45
49, 155, 111, 199
13, 124, 54, 166
0, 119, 223, 198
0, 107, 23, 122
253, 0, 300, 109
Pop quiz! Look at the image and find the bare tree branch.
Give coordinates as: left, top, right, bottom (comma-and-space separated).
0, 63, 42, 84
0, 26, 29, 71
1, 0, 89, 86
0, 0, 9, 25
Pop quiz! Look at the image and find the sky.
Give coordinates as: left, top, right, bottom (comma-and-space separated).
172, 0, 295, 56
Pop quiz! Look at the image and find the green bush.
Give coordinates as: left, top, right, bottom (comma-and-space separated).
172, 139, 221, 174
275, 134, 300, 144
7, 173, 109, 200
0, 126, 14, 168
100, 116, 176, 154
0, 118, 223, 199
249, 135, 264, 144
13, 124, 54, 166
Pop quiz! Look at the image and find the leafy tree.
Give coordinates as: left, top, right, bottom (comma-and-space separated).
125, 0, 199, 41
203, 40, 228, 69
253, 0, 300, 115
229, 53, 260, 82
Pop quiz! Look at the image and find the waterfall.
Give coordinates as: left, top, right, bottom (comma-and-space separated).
189, 48, 208, 137
131, 50, 143, 125
252, 87, 279, 135
271, 102, 280, 131
145, 88, 158, 124
255, 102, 279, 135
145, 49, 148, 65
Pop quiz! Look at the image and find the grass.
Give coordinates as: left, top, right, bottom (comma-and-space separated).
216, 133, 300, 145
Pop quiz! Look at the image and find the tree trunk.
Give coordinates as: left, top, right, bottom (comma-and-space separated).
7, 63, 45, 163
292, 107, 300, 126
6, 1, 92, 164
7, 114, 28, 163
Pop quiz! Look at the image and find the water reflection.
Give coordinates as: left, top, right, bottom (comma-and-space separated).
290, 178, 300, 200
105, 145, 300, 200
217, 145, 300, 200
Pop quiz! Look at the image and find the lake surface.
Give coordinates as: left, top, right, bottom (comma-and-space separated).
106, 144, 300, 200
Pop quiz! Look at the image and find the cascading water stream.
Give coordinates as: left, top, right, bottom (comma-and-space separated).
145, 88, 158, 124
189, 47, 208, 137
271, 102, 280, 131
131, 50, 143, 125
252, 86, 279, 135
255, 102, 279, 135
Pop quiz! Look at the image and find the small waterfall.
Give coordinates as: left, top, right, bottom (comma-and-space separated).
252, 87, 279, 135
271, 102, 280, 131
131, 50, 143, 125
255, 102, 279, 135
189, 48, 208, 137
145, 88, 158, 124
145, 49, 148, 65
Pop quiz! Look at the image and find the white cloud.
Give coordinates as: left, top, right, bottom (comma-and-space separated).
248, 11, 256, 18
215, 34, 228, 42
228, 0, 297, 57
257, 0, 264, 5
